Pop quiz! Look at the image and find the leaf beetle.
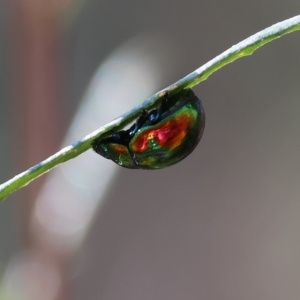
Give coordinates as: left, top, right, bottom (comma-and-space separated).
92, 88, 205, 169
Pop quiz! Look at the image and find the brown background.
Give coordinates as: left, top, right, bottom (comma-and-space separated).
0, 0, 300, 299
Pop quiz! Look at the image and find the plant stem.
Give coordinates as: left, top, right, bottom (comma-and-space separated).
1, 15, 300, 201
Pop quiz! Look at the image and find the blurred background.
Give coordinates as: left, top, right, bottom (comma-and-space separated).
0, 1, 300, 299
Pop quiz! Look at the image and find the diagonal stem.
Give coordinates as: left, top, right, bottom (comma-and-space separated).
1, 15, 300, 201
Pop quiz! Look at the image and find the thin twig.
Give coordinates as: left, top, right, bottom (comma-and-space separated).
1, 15, 300, 201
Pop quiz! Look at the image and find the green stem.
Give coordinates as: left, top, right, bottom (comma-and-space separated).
1, 15, 300, 201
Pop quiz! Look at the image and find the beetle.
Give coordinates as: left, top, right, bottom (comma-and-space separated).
92, 88, 205, 169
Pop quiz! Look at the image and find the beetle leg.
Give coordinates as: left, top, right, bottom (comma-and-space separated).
159, 91, 170, 115
148, 91, 169, 124
128, 109, 149, 137
94, 130, 130, 146
136, 109, 149, 128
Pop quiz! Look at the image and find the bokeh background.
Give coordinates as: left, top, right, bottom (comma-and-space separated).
0, 1, 300, 299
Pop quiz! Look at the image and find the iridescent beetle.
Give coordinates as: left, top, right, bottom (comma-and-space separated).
92, 88, 205, 169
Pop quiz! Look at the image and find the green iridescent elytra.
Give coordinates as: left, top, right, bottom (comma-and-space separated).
92, 88, 205, 169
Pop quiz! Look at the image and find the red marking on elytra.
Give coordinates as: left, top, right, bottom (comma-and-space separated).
133, 115, 191, 152
111, 144, 127, 154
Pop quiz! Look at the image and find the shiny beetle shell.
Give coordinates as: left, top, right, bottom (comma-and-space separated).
92, 88, 205, 169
